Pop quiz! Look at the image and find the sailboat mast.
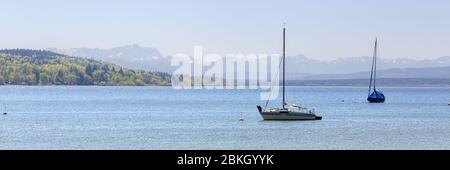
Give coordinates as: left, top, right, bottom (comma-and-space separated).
368, 38, 377, 97
282, 26, 286, 109
201, 55, 204, 88
373, 38, 378, 90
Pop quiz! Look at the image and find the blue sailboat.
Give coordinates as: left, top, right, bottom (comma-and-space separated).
367, 38, 385, 103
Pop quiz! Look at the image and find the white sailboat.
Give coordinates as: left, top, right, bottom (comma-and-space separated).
257, 26, 322, 121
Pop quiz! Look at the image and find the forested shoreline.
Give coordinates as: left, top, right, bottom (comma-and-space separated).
0, 49, 171, 86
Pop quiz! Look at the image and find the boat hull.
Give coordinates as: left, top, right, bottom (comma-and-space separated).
259, 111, 322, 121
367, 97, 385, 103
367, 91, 385, 103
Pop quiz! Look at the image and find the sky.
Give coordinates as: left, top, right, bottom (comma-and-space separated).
1, 0, 450, 60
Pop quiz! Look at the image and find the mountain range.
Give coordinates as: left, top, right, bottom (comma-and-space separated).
48, 44, 169, 72
48, 45, 450, 80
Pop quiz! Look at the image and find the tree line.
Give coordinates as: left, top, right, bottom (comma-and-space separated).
0, 49, 171, 86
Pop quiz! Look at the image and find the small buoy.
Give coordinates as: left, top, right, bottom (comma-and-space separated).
3, 112, 6, 115
341, 100, 345, 102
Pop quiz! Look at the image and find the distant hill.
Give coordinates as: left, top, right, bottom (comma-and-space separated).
300, 66, 450, 80
0, 49, 171, 86
287, 78, 450, 87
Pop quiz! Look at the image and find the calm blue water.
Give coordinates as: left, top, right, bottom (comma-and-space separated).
0, 86, 449, 150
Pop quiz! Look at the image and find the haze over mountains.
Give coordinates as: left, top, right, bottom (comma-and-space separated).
48, 44, 168, 72
49, 44, 450, 80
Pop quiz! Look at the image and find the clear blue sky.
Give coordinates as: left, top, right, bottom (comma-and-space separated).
1, 0, 450, 60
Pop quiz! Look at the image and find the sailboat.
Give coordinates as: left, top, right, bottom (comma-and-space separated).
367, 38, 385, 103
256, 26, 322, 121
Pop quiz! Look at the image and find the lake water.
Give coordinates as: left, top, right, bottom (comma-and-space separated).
0, 86, 449, 150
